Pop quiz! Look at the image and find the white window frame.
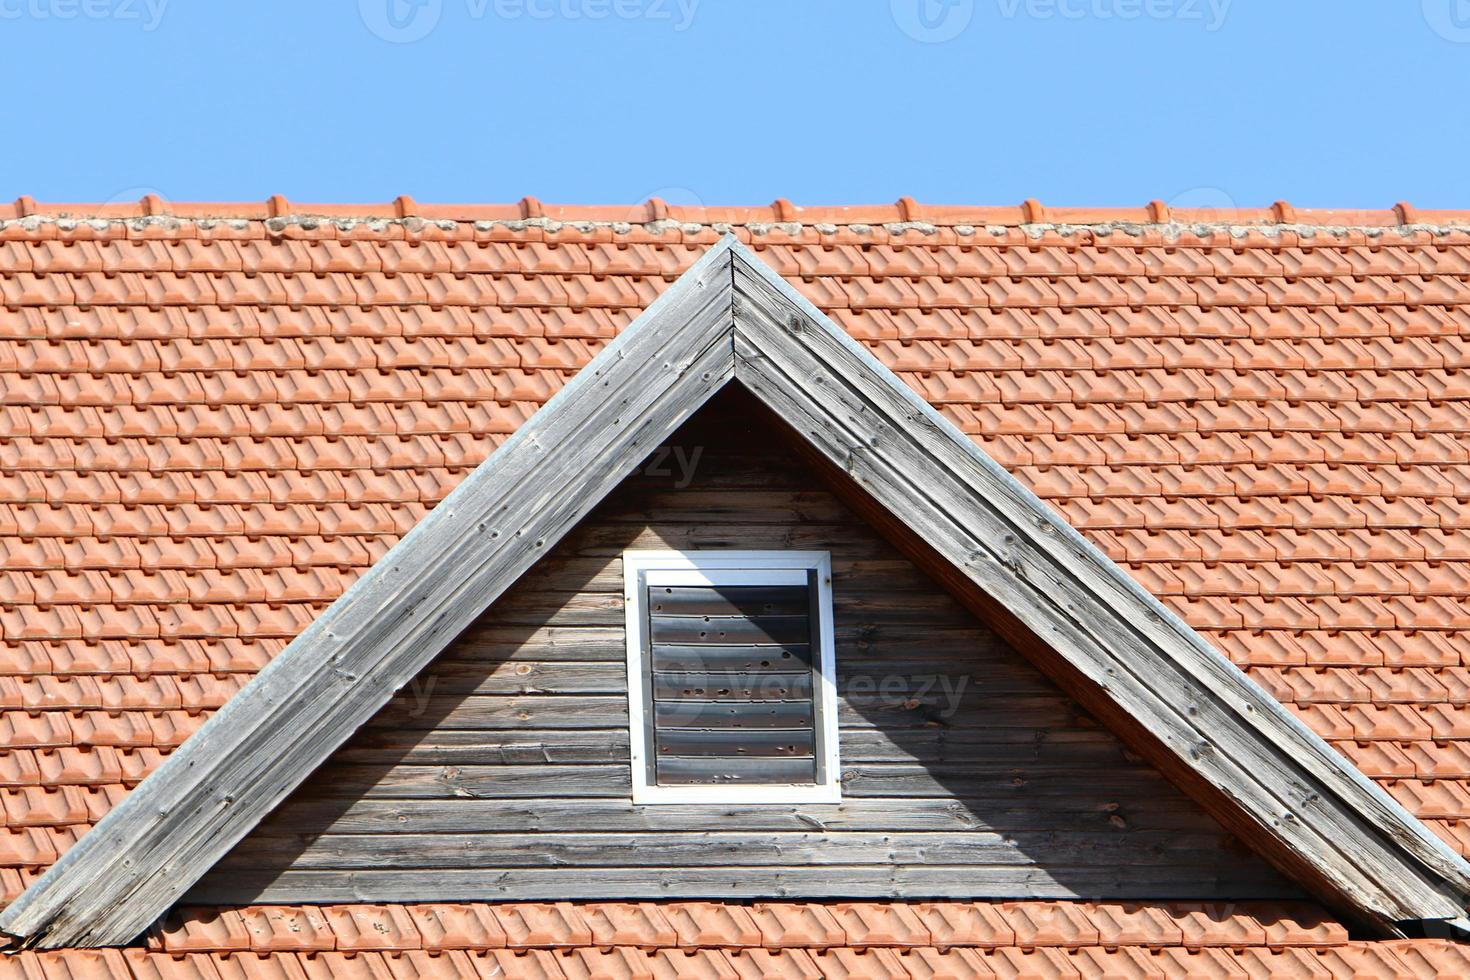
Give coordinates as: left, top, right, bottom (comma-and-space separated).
623, 549, 841, 805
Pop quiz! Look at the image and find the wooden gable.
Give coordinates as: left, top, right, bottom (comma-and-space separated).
193, 390, 1295, 904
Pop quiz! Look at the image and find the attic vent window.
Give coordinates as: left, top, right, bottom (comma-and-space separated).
623, 550, 840, 805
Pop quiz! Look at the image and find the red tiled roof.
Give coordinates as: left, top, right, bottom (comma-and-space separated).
13, 900, 1470, 978
4, 200, 1470, 956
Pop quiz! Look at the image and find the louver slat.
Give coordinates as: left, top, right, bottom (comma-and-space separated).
651, 644, 812, 671
652, 670, 814, 701
648, 614, 810, 646
656, 756, 818, 785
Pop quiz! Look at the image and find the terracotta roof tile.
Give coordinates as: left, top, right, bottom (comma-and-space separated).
748, 904, 846, 949
492, 902, 594, 948
405, 904, 507, 952
1149, 946, 1242, 978
648, 949, 740, 980
724, 948, 823, 980
997, 903, 1100, 950
662, 904, 763, 949
808, 947, 912, 980
238, 906, 336, 953
156, 908, 254, 954
480, 949, 569, 980
318, 906, 422, 952
1174, 903, 1269, 948
887, 947, 988, 980
1071, 946, 1167, 979
583, 904, 678, 949
827, 905, 931, 949
984, 946, 1082, 978
561, 947, 657, 980
1386, 938, 1470, 977
913, 905, 1014, 949
1082, 904, 1184, 949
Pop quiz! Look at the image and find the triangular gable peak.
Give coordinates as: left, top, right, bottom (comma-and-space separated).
188, 389, 1298, 905
3, 236, 1468, 947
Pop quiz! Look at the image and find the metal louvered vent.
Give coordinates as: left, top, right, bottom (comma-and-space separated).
648, 580, 819, 786
623, 552, 840, 804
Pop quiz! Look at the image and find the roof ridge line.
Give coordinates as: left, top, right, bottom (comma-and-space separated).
5, 198, 1470, 239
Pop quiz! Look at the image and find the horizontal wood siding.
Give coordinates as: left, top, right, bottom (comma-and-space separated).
193, 391, 1294, 903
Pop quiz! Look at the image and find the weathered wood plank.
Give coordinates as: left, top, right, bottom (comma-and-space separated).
524, 555, 946, 594
638, 590, 980, 630
187, 866, 1298, 905
563, 522, 898, 558
299, 763, 1183, 802
362, 694, 1084, 732
392, 662, 626, 696
385, 659, 1024, 705
334, 727, 1123, 767
475, 593, 624, 627
250, 797, 1234, 837
440, 625, 1017, 669
214, 830, 1244, 871
332, 730, 632, 765
364, 696, 628, 731
445, 626, 627, 662
307, 764, 631, 800
598, 490, 855, 525
482, 593, 964, 631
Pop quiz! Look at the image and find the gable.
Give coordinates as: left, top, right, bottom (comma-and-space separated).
3, 229, 1470, 946
192, 389, 1295, 903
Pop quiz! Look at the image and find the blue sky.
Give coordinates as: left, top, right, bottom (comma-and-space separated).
2, 1, 1467, 209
